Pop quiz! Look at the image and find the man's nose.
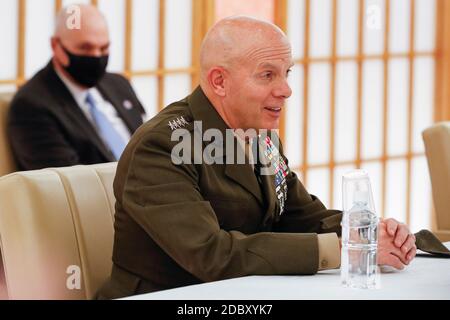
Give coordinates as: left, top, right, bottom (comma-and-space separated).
274, 79, 292, 99
91, 49, 103, 57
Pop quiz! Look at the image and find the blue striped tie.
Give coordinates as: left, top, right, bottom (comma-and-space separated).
86, 93, 126, 160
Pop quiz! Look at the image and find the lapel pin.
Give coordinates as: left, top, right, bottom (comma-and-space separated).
123, 100, 133, 110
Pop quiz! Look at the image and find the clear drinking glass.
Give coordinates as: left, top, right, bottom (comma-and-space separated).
340, 170, 380, 289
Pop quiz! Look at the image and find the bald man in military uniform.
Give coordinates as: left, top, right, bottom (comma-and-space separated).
98, 16, 417, 299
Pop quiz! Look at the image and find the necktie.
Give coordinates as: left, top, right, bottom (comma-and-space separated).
252, 137, 263, 185
86, 93, 126, 160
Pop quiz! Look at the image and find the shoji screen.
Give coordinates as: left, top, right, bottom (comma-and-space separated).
285, 0, 436, 232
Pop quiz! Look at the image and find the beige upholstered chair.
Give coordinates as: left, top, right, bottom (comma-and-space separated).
0, 92, 16, 176
0, 162, 116, 299
423, 122, 450, 242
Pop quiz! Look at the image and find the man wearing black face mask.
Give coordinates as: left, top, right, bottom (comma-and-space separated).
58, 42, 110, 89
7, 4, 146, 170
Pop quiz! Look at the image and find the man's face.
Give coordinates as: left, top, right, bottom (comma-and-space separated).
54, 21, 110, 66
222, 40, 293, 131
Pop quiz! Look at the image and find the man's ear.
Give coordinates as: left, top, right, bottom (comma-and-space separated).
51, 37, 69, 67
50, 37, 58, 53
207, 67, 227, 97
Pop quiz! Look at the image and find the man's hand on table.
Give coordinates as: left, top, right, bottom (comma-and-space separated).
377, 218, 417, 270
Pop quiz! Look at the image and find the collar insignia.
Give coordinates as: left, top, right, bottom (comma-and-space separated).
168, 116, 189, 130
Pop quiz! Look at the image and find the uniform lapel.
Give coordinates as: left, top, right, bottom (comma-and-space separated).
259, 172, 277, 225
224, 162, 264, 205
188, 87, 264, 205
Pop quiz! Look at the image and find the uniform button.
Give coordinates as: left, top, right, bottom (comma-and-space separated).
321, 259, 328, 268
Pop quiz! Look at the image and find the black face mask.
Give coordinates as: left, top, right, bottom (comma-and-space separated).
60, 44, 109, 88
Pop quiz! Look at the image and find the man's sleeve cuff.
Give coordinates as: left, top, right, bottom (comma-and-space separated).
317, 233, 341, 270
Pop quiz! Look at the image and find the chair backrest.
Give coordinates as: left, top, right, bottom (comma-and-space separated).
0, 162, 117, 299
0, 92, 16, 177
422, 122, 450, 242
0, 92, 16, 176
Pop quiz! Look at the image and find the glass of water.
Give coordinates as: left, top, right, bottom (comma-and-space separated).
341, 170, 380, 289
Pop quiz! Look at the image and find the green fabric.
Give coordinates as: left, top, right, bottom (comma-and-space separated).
98, 87, 343, 298
415, 229, 450, 258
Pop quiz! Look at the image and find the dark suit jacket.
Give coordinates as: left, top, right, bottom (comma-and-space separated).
8, 61, 145, 170
97, 86, 342, 299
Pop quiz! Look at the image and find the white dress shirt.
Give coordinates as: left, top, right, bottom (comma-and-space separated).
55, 68, 131, 145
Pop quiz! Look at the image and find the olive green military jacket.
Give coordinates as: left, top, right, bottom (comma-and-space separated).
98, 86, 342, 299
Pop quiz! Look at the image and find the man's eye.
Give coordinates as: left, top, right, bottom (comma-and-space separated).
262, 72, 273, 79
80, 44, 91, 51
286, 69, 292, 77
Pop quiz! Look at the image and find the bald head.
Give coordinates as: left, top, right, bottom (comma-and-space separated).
199, 16, 289, 84
54, 4, 108, 38
51, 4, 110, 88
198, 16, 293, 131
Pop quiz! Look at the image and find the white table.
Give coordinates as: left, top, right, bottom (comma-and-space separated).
126, 243, 450, 300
